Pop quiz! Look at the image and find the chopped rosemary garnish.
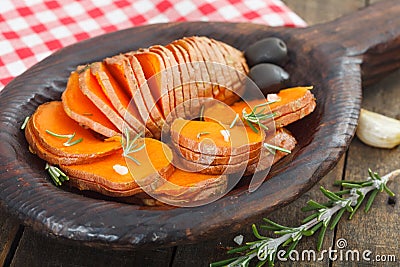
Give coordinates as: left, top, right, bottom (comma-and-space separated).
20, 116, 30, 130
45, 163, 69, 186
263, 143, 292, 154
197, 131, 211, 139
121, 128, 145, 166
45, 130, 83, 147
242, 100, 278, 133
229, 113, 240, 129
211, 168, 400, 267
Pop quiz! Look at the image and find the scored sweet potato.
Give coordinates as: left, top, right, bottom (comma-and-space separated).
203, 87, 316, 128
29, 101, 121, 160
170, 118, 265, 156
62, 71, 119, 138
104, 55, 160, 137
125, 52, 165, 137
61, 138, 174, 196
78, 64, 126, 133
90, 62, 151, 137
133, 50, 172, 118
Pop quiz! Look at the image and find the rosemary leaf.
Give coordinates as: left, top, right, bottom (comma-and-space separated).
302, 212, 319, 224
252, 224, 267, 240
383, 184, 395, 197
284, 239, 300, 258
227, 245, 251, 254
199, 105, 205, 121
244, 118, 259, 133
262, 218, 291, 230
21, 116, 30, 130
197, 131, 211, 139
230, 113, 240, 128
320, 186, 342, 201
317, 224, 328, 251
255, 259, 267, 267
263, 143, 291, 154
330, 208, 346, 230
349, 190, 365, 219
210, 257, 240, 267
365, 189, 379, 212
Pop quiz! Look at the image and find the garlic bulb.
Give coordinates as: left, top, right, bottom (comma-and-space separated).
356, 108, 400, 149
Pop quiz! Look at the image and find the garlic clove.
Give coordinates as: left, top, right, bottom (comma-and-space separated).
356, 108, 400, 149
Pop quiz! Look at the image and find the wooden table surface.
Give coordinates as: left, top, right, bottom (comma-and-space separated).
1, 0, 399, 266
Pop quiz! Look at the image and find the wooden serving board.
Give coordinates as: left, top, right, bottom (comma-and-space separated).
0, 0, 399, 249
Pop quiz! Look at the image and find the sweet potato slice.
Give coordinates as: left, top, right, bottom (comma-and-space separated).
61, 138, 174, 195
244, 128, 297, 176
203, 87, 316, 127
90, 62, 151, 137
30, 101, 121, 159
125, 52, 165, 137
153, 169, 228, 204
133, 50, 172, 118
172, 140, 261, 165
25, 119, 100, 165
104, 55, 160, 137
62, 71, 119, 138
170, 118, 264, 156
275, 99, 317, 128
79, 64, 126, 133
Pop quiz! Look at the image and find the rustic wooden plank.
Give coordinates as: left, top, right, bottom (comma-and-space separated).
10, 228, 174, 267
332, 69, 400, 267
0, 207, 21, 266
282, 0, 365, 24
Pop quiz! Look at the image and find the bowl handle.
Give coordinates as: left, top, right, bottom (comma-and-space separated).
303, 0, 400, 86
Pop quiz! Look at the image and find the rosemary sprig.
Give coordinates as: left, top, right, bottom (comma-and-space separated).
242, 100, 278, 133
263, 143, 291, 155
121, 128, 145, 165
45, 163, 69, 186
211, 169, 399, 267
46, 130, 83, 147
21, 116, 30, 130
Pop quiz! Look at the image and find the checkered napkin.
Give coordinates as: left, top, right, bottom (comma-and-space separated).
0, 0, 306, 91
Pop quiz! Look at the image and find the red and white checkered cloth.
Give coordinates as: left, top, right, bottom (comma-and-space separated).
0, 0, 306, 92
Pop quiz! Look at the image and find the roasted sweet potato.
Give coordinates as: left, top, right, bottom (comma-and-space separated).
28, 101, 121, 161
170, 118, 264, 156
62, 71, 119, 138
203, 87, 316, 128
61, 138, 174, 196
153, 169, 228, 205
104, 55, 160, 137
78, 64, 126, 133
90, 62, 151, 137
125, 52, 165, 137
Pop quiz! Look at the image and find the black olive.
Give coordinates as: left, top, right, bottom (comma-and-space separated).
248, 63, 289, 95
245, 37, 288, 67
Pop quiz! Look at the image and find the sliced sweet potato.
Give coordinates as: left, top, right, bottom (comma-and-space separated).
150, 45, 185, 119
125, 52, 165, 137
62, 71, 119, 138
170, 118, 264, 156
153, 169, 228, 204
203, 87, 316, 127
104, 55, 160, 137
29, 101, 121, 159
133, 50, 172, 118
61, 138, 174, 195
166, 43, 201, 117
25, 119, 98, 165
244, 128, 297, 176
172, 39, 213, 102
90, 61, 151, 136
275, 99, 317, 128
172, 140, 261, 165
78, 64, 126, 133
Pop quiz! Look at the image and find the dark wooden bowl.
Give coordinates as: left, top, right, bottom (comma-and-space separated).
0, 0, 399, 249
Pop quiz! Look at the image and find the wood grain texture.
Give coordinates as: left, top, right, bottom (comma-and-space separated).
10, 228, 174, 267
0, 206, 21, 266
